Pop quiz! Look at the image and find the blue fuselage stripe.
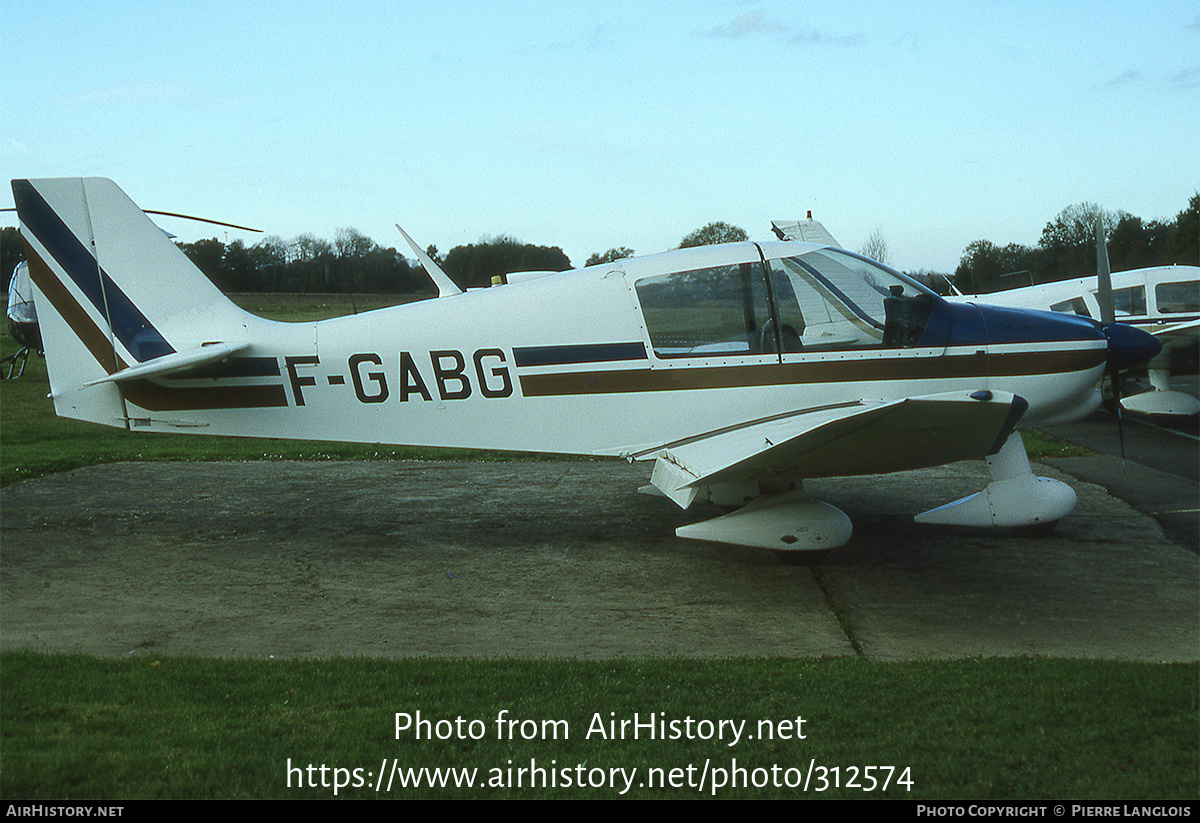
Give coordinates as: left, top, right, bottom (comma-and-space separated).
513, 342, 647, 367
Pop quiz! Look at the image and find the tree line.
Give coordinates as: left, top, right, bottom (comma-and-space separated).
953, 195, 1198, 293
173, 222, 754, 294
3, 200, 1195, 298
179, 229, 429, 295
174, 229, 575, 295
173, 222, 753, 294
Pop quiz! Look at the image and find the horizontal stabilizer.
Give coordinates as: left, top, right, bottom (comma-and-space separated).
80, 341, 249, 388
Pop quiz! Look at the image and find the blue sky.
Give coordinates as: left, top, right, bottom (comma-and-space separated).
3, 1, 1197, 273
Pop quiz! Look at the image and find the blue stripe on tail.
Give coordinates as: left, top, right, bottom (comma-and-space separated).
12, 179, 175, 362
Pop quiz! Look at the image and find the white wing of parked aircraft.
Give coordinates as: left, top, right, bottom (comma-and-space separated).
12, 178, 1163, 560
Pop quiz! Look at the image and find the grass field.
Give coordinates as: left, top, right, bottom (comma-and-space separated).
1, 294, 1193, 800
225, 291, 422, 321
2, 653, 1195, 800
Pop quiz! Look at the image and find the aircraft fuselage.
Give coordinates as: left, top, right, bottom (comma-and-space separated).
100, 242, 1114, 467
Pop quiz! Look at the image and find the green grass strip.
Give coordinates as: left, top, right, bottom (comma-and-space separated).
2, 653, 1195, 800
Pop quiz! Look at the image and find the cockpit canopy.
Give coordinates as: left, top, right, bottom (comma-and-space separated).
634, 245, 937, 358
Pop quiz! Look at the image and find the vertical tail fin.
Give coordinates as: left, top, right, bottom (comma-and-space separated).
12, 177, 252, 426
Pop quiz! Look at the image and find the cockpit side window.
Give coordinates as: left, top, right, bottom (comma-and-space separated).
635, 262, 774, 358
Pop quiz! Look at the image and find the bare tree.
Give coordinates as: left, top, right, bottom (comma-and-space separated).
859, 227, 890, 265
1040, 203, 1122, 249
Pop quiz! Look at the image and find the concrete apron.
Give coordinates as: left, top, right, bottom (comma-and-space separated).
1, 460, 1196, 662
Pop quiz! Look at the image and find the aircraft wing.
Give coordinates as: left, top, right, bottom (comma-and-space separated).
640, 390, 1025, 508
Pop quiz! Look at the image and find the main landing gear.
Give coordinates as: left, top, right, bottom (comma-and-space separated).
663, 430, 1076, 562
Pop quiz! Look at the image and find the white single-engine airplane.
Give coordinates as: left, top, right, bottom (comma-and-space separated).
12, 178, 1163, 560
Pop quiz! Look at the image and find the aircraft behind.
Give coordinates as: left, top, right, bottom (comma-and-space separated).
4, 261, 41, 378
950, 266, 1199, 417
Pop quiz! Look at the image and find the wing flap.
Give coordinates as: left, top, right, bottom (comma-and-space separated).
646, 391, 1025, 506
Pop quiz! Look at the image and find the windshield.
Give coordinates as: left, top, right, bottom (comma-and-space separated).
766, 249, 936, 350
